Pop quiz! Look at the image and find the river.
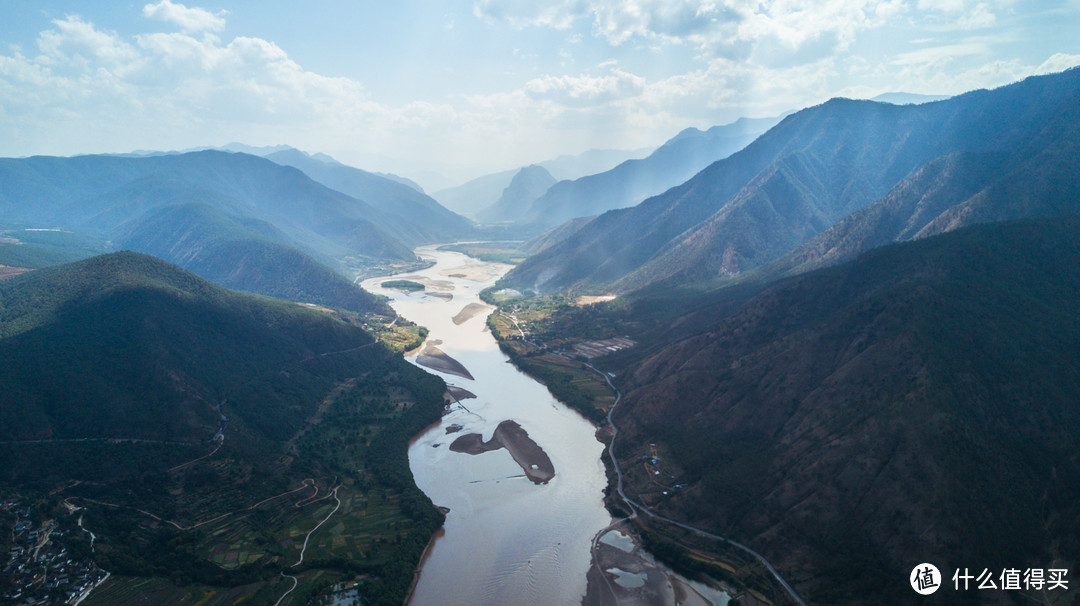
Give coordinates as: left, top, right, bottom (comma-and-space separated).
362, 246, 612, 606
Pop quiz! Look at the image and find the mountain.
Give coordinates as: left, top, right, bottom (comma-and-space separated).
0, 150, 428, 309
0, 151, 421, 257
262, 148, 475, 241
536, 146, 653, 181
870, 92, 951, 105
119, 203, 387, 313
521, 115, 781, 228
0, 251, 375, 440
521, 215, 596, 255
431, 147, 654, 218
612, 216, 1080, 604
771, 79, 1080, 279
503, 68, 1080, 294
476, 165, 557, 223
0, 252, 446, 604
431, 169, 522, 217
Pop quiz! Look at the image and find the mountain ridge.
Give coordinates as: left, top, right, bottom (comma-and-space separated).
502, 68, 1080, 294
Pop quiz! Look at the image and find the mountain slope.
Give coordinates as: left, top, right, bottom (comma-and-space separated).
0, 150, 423, 311
119, 203, 387, 313
0, 151, 419, 258
768, 89, 1080, 279
263, 148, 475, 241
431, 169, 519, 218
0, 251, 378, 441
523, 116, 779, 228
504, 68, 1080, 294
477, 164, 557, 223
0, 252, 446, 604
614, 216, 1080, 604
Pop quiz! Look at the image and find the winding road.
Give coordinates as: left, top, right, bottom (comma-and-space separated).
586, 362, 809, 606
274, 485, 342, 606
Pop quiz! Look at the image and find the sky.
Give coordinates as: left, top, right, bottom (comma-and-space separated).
2, 0, 1079, 188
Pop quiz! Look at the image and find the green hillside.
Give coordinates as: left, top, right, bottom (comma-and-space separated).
0, 252, 445, 605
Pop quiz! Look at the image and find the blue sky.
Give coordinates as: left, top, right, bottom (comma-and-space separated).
2, 1, 1079, 186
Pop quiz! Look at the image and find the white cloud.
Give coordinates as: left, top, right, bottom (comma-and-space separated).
524, 68, 646, 105
1, 2, 1075, 179
143, 0, 227, 33
1035, 53, 1080, 75
37, 16, 139, 66
475, 0, 909, 64
891, 42, 989, 66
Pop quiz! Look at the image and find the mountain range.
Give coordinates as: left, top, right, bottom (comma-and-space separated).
0, 149, 476, 311
503, 68, 1080, 295
475, 164, 558, 224
431, 146, 652, 218
522, 116, 781, 229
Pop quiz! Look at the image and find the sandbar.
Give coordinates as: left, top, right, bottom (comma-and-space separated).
416, 344, 474, 380
452, 302, 490, 325
445, 386, 477, 401
449, 420, 555, 484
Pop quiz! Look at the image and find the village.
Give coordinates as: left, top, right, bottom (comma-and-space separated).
1, 496, 107, 606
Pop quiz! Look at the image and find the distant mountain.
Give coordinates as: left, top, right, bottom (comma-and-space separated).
522, 116, 781, 228
504, 68, 1080, 294
119, 203, 387, 313
870, 92, 951, 105
0, 150, 427, 309
262, 148, 475, 242
521, 215, 596, 255
613, 216, 1080, 604
431, 169, 519, 218
536, 146, 653, 181
476, 165, 557, 223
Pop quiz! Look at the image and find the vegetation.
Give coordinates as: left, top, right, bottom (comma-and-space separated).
0, 252, 448, 605
612, 216, 1080, 604
380, 279, 425, 292
437, 242, 528, 264
483, 296, 620, 422
0, 227, 110, 268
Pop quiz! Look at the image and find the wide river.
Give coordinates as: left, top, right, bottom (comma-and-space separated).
362, 246, 612, 606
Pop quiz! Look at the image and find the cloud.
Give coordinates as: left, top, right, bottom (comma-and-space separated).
37, 16, 139, 67
143, 0, 227, 33
1035, 53, 1080, 75
475, 0, 908, 64
524, 68, 646, 105
473, 0, 589, 30
891, 42, 989, 66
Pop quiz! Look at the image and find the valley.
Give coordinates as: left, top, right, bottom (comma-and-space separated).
2, 46, 1080, 606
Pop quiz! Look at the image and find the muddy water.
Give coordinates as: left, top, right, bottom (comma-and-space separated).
362, 246, 612, 606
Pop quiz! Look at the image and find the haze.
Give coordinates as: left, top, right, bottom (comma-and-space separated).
2, 0, 1080, 186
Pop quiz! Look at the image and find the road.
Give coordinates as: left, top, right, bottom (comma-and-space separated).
585, 362, 809, 606
274, 485, 342, 606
